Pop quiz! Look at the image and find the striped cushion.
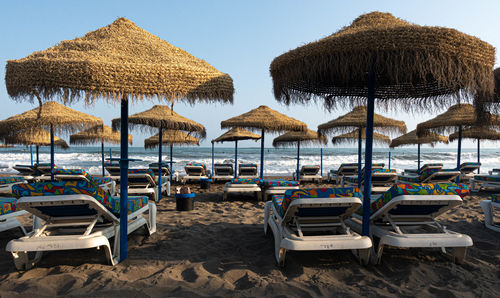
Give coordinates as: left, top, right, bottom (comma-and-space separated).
0, 177, 25, 185
0, 197, 17, 215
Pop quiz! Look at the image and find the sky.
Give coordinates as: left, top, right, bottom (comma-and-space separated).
1, 0, 499, 149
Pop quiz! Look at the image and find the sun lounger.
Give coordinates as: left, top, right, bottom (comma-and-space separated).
238, 163, 259, 178
261, 179, 300, 201
346, 183, 472, 264
264, 187, 372, 266
104, 162, 121, 176
328, 163, 359, 184
480, 194, 500, 232
223, 178, 262, 201
0, 177, 27, 195
35, 163, 55, 176
293, 165, 322, 182
52, 168, 116, 196
126, 169, 169, 199
6, 181, 156, 270
397, 168, 460, 184
457, 162, 481, 182
13, 164, 36, 176
470, 174, 500, 192
0, 197, 28, 235
403, 163, 443, 175
211, 163, 234, 182
148, 162, 179, 182
342, 169, 397, 193
184, 162, 209, 182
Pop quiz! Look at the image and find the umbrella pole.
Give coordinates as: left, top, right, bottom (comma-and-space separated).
477, 138, 480, 173
36, 145, 39, 164
235, 140, 238, 178
320, 148, 323, 178
119, 97, 129, 262
296, 140, 300, 181
362, 57, 376, 237
110, 148, 112, 160
212, 142, 214, 176
260, 129, 265, 178
170, 144, 173, 183
417, 143, 421, 172
388, 150, 391, 170
158, 125, 162, 202
102, 141, 105, 177
50, 124, 54, 182
357, 128, 362, 188
30, 145, 33, 166
456, 125, 462, 183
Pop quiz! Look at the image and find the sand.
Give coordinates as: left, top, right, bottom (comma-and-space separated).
0, 180, 499, 297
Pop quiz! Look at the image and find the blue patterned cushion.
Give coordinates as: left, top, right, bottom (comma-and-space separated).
240, 163, 258, 168
0, 177, 25, 185
262, 179, 299, 187
231, 178, 262, 185
492, 194, 500, 203
104, 162, 119, 167
272, 194, 285, 217
0, 197, 17, 215
186, 163, 206, 170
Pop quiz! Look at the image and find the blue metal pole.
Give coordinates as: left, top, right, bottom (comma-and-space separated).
30, 145, 33, 166
119, 97, 129, 262
320, 148, 323, 177
417, 143, 421, 172
110, 148, 112, 160
157, 125, 162, 202
477, 138, 480, 174
357, 128, 362, 188
456, 125, 462, 183
235, 140, 238, 178
36, 146, 39, 164
260, 129, 265, 178
50, 124, 54, 182
362, 57, 376, 237
170, 145, 173, 183
388, 151, 391, 170
212, 142, 214, 176
296, 140, 301, 180
101, 141, 105, 177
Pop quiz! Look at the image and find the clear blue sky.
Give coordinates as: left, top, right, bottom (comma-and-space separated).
1, 0, 499, 148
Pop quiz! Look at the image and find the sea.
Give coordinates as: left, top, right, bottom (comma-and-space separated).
0, 146, 498, 176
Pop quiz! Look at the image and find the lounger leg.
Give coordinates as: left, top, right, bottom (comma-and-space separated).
223, 191, 227, 201
370, 242, 384, 265
11, 251, 43, 271
264, 201, 271, 235
449, 247, 467, 264
147, 203, 157, 234
353, 248, 370, 266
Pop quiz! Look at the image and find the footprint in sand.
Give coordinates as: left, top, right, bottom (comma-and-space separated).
181, 267, 199, 283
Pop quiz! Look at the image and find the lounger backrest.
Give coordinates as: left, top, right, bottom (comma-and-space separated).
363, 183, 469, 216
104, 162, 121, 176
0, 176, 25, 185
214, 163, 233, 175
149, 163, 171, 176
128, 169, 156, 186
239, 163, 258, 176
371, 163, 385, 169
35, 163, 56, 174
460, 162, 481, 174
52, 168, 97, 184
362, 168, 396, 180
338, 163, 359, 175
300, 165, 320, 175
185, 163, 207, 176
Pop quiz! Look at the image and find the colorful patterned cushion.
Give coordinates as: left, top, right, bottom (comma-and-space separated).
371, 163, 385, 168
215, 163, 233, 167
491, 194, 500, 203
186, 163, 206, 170
404, 169, 419, 174
344, 176, 359, 184
128, 169, 155, 177
231, 178, 262, 185
474, 175, 500, 182
345, 169, 396, 183
53, 168, 112, 187
149, 162, 171, 168
104, 162, 119, 167
272, 194, 285, 217
12, 181, 146, 215
262, 179, 299, 187
35, 163, 51, 166
92, 177, 113, 184
239, 163, 258, 168
461, 162, 480, 168
398, 175, 421, 183
359, 183, 469, 215
0, 197, 17, 215
0, 177, 25, 185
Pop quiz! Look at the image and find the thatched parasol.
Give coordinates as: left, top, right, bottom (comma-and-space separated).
269, 11, 494, 238
70, 125, 133, 176
273, 129, 327, 179
449, 126, 500, 172
390, 130, 448, 171
417, 103, 500, 172
212, 128, 261, 177
5, 17, 234, 262
331, 129, 391, 146
144, 130, 199, 149
221, 105, 307, 178
0, 101, 102, 180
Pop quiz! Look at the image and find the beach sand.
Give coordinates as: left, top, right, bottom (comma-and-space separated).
0, 179, 499, 297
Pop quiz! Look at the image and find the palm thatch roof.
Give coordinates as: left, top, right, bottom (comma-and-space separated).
144, 130, 199, 149
270, 12, 495, 112
449, 126, 500, 141
331, 128, 391, 146
111, 105, 206, 138
212, 127, 261, 143
273, 129, 327, 147
416, 104, 500, 136
390, 130, 448, 148
220, 105, 307, 133
318, 106, 406, 135
6, 17, 234, 105
3, 128, 69, 149
0, 101, 102, 137
70, 125, 132, 145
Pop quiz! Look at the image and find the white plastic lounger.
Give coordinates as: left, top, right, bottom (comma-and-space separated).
470, 174, 500, 192
183, 162, 209, 182
264, 188, 371, 267
397, 169, 460, 184
0, 197, 28, 235
13, 164, 36, 176
261, 179, 300, 201
346, 183, 472, 264
148, 163, 179, 182
342, 169, 397, 193
223, 178, 262, 201
238, 163, 259, 178
328, 163, 359, 184
403, 163, 443, 176
480, 194, 500, 232
6, 181, 156, 270
0, 177, 27, 195
211, 163, 234, 182
104, 162, 121, 177
125, 169, 169, 199
293, 165, 322, 182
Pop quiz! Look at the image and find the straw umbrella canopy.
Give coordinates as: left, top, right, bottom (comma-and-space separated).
390, 130, 448, 171
4, 17, 234, 262
449, 126, 500, 172
70, 125, 133, 176
331, 129, 391, 146
212, 128, 261, 177
273, 129, 327, 179
318, 106, 406, 188
221, 105, 307, 178
270, 11, 494, 239
0, 101, 102, 180
145, 130, 199, 148
113, 105, 206, 199
417, 104, 500, 172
